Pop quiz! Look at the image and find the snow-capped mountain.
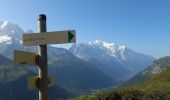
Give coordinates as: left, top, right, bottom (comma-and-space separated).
70, 40, 155, 81
0, 21, 23, 44
70, 40, 126, 60
0, 21, 23, 58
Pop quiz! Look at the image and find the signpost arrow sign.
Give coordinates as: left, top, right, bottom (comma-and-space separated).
14, 50, 38, 66
23, 30, 76, 46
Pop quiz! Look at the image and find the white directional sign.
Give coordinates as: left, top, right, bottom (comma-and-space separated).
23, 30, 76, 46
14, 50, 37, 66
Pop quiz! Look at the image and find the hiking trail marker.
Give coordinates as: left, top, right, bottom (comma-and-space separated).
13, 14, 76, 100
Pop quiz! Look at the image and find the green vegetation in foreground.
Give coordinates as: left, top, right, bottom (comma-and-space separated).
74, 67, 170, 100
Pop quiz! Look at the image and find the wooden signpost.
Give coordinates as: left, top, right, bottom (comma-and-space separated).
13, 14, 76, 100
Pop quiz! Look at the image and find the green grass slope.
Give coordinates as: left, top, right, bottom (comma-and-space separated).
125, 56, 170, 86
75, 67, 170, 100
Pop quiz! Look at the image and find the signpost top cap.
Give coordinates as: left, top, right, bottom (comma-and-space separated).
38, 14, 46, 21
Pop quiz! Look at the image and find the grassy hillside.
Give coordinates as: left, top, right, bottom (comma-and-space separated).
125, 56, 170, 86
75, 67, 170, 100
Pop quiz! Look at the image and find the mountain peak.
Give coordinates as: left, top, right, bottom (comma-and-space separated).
0, 20, 9, 30
77, 40, 127, 55
0, 21, 25, 44
0, 21, 24, 35
87, 40, 115, 47
71, 40, 132, 61
87, 40, 126, 49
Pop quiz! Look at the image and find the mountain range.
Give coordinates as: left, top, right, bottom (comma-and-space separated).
0, 21, 155, 99
70, 41, 155, 81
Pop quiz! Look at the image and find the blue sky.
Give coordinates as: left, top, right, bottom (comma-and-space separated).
0, 0, 170, 58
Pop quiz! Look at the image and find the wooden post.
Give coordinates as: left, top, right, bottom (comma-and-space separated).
37, 14, 48, 100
